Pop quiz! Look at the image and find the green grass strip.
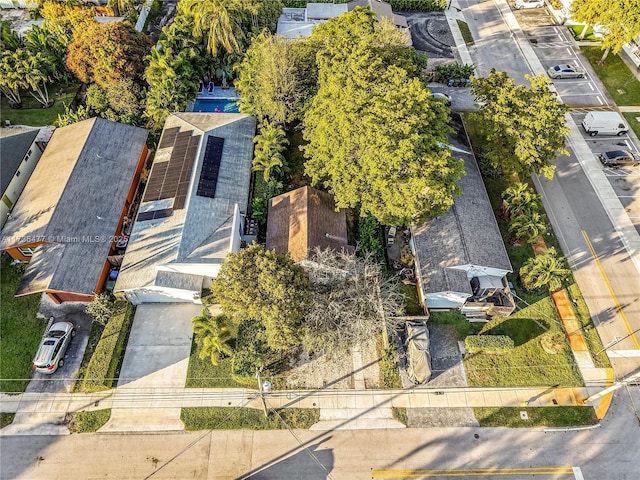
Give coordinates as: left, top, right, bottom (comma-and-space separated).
66, 409, 111, 433
181, 407, 320, 430
475, 406, 598, 427
581, 47, 640, 106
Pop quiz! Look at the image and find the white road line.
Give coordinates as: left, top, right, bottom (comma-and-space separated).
558, 34, 564, 41
598, 96, 604, 105
589, 84, 594, 91
624, 140, 631, 149
573, 467, 585, 480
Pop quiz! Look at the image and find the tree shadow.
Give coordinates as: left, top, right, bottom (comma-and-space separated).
479, 317, 546, 347
237, 438, 334, 480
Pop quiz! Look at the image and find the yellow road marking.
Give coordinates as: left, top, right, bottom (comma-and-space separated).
595, 367, 615, 419
371, 466, 575, 478
581, 231, 640, 349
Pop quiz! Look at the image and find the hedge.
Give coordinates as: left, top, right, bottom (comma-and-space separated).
81, 302, 135, 392
281, 0, 446, 12
465, 335, 514, 354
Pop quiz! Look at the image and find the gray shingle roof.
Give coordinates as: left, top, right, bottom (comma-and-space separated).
413, 114, 512, 296
0, 117, 148, 296
0, 129, 39, 194
114, 113, 256, 292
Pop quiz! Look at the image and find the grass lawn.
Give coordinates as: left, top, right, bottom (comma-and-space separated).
401, 283, 423, 315
429, 311, 482, 340
566, 283, 610, 368
464, 300, 583, 387
581, 47, 640, 105
181, 407, 320, 430
1, 413, 15, 429
185, 337, 248, 389
567, 25, 598, 42
475, 406, 598, 427
622, 112, 640, 139
1, 83, 78, 127
457, 20, 474, 45
0, 255, 46, 392
65, 409, 111, 433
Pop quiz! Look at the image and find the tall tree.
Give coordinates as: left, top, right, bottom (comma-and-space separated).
571, 0, 640, 62
178, 0, 243, 56
302, 9, 463, 226
191, 309, 233, 366
211, 243, 311, 351
66, 21, 151, 88
252, 120, 288, 181
470, 70, 569, 180
40, 1, 95, 46
236, 31, 302, 123
0, 49, 23, 106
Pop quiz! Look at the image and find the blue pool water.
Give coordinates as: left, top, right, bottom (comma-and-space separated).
192, 98, 239, 113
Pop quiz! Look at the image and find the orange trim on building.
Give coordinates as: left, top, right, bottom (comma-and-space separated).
47, 290, 94, 304
4, 241, 45, 262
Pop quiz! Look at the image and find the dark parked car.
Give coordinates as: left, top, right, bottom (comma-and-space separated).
599, 150, 640, 168
33, 320, 75, 374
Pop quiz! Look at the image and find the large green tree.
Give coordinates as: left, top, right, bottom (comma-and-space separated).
470, 70, 569, 180
236, 31, 302, 124
302, 9, 464, 226
211, 243, 311, 351
571, 0, 640, 62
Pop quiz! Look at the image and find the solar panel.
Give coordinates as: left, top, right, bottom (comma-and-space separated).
137, 208, 173, 222
142, 162, 169, 202
197, 136, 224, 198
158, 127, 180, 149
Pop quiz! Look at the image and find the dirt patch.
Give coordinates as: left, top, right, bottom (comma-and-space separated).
278, 337, 381, 390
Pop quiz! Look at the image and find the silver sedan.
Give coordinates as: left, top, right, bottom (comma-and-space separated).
547, 64, 586, 79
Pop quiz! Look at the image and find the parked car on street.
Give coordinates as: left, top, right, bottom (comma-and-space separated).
33, 320, 75, 374
547, 64, 586, 79
514, 0, 545, 9
599, 150, 640, 168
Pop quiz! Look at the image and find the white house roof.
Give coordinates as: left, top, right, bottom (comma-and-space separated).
114, 113, 256, 292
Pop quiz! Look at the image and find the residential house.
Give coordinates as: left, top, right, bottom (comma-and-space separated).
266, 185, 354, 262
0, 128, 46, 229
411, 116, 515, 318
277, 0, 410, 43
0, 117, 148, 303
114, 113, 256, 304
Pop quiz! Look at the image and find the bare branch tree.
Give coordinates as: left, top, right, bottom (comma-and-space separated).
301, 248, 405, 353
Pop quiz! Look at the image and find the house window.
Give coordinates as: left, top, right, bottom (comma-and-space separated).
18, 247, 35, 257
15, 170, 21, 177
23, 151, 31, 162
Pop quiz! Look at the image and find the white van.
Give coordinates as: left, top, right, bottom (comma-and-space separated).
582, 111, 628, 136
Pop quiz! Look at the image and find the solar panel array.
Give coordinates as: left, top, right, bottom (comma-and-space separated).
142, 128, 201, 212
197, 136, 225, 198
137, 208, 173, 222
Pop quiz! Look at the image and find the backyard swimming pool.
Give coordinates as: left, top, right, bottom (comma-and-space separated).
192, 98, 240, 113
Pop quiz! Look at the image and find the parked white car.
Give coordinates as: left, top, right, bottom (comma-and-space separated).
514, 0, 545, 9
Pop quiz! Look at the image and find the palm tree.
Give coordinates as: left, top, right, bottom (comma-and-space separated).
191, 308, 233, 366
519, 247, 571, 292
501, 182, 540, 221
508, 211, 547, 244
178, 0, 243, 57
252, 121, 289, 182
0, 49, 22, 107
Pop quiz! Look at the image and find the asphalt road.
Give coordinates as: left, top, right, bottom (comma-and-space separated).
2, 386, 638, 479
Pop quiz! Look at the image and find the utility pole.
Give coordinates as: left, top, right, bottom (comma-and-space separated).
584, 370, 640, 404
255, 368, 268, 418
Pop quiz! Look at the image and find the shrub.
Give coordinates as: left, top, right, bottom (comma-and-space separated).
435, 63, 475, 83
356, 213, 384, 260
66, 409, 111, 433
85, 293, 121, 326
380, 343, 401, 389
281, 0, 446, 10
465, 335, 514, 354
81, 302, 134, 392
231, 319, 268, 379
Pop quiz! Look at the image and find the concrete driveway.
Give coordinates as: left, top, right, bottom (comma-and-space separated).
26, 296, 92, 394
100, 302, 201, 432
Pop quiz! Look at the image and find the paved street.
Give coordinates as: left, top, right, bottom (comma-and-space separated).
1, 385, 638, 479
